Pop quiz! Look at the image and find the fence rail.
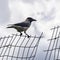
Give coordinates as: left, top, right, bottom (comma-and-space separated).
44, 26, 60, 60
0, 32, 43, 60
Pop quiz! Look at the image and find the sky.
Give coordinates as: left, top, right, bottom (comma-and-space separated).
0, 0, 60, 60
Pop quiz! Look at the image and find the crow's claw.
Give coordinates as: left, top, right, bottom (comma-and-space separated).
27, 35, 30, 38
20, 33, 22, 36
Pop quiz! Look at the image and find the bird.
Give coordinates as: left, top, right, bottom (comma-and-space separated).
7, 17, 36, 38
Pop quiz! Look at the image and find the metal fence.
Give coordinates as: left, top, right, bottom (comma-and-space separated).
44, 26, 60, 60
0, 32, 43, 60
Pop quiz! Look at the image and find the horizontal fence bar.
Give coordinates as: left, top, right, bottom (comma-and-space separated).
44, 47, 60, 52
0, 55, 35, 59
0, 34, 43, 40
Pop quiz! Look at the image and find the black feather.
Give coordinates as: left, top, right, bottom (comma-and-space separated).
14, 22, 30, 27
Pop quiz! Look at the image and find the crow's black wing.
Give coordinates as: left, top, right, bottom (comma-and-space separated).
14, 22, 30, 27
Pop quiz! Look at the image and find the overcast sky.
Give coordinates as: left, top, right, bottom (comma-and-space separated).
0, 0, 60, 60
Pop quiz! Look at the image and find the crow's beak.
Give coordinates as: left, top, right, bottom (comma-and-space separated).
33, 19, 36, 21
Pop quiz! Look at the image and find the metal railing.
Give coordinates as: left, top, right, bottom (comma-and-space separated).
44, 26, 60, 60
0, 32, 43, 60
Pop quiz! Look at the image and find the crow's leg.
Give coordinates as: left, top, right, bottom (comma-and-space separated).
24, 31, 30, 38
20, 32, 22, 36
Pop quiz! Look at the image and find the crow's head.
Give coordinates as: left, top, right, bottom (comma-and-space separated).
26, 17, 36, 23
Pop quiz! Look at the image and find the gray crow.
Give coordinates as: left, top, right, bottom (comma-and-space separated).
7, 17, 36, 37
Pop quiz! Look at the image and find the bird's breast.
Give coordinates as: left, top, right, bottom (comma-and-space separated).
14, 26, 28, 32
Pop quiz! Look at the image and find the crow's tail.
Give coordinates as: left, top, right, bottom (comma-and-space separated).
7, 26, 12, 28
7, 24, 14, 28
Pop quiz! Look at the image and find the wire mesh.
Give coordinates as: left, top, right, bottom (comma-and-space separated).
0, 32, 43, 60
44, 26, 60, 60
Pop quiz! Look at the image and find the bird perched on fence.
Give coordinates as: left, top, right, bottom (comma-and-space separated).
7, 17, 36, 38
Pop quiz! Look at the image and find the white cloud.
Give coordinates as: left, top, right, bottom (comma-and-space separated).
0, 0, 10, 24
0, 0, 60, 60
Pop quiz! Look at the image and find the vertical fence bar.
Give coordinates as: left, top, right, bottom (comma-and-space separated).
21, 37, 31, 60
16, 36, 26, 60
11, 34, 21, 60
26, 36, 36, 60
32, 32, 43, 60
